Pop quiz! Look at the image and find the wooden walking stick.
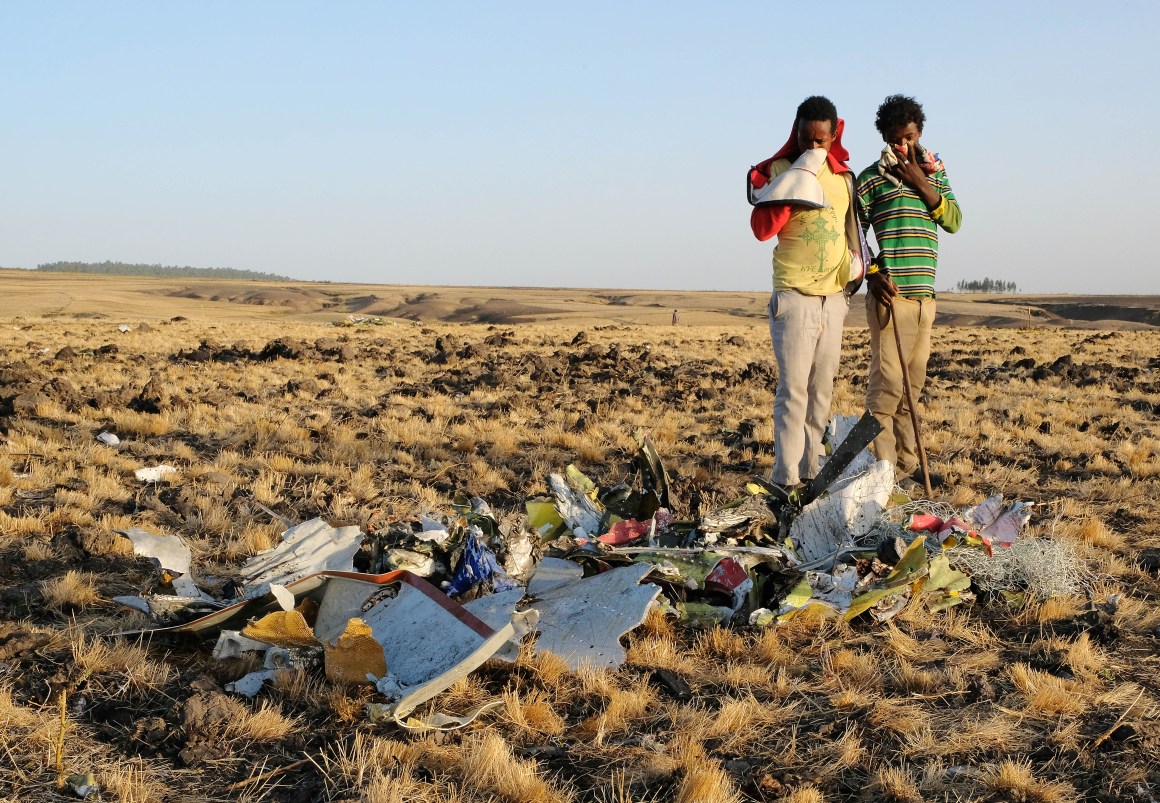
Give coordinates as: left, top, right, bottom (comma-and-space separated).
887, 305, 933, 497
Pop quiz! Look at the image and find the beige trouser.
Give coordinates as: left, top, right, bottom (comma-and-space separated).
768, 289, 850, 486
866, 293, 935, 476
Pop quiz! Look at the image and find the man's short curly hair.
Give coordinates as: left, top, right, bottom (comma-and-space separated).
875, 95, 926, 137
795, 95, 838, 132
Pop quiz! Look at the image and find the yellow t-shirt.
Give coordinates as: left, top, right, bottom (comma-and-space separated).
771, 158, 851, 295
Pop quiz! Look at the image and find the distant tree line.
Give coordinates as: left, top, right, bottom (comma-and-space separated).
37, 261, 293, 281
954, 277, 1018, 293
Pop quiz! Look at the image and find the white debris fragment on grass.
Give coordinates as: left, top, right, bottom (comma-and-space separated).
366, 699, 505, 732
116, 528, 204, 598
96, 431, 120, 446
111, 595, 152, 615
227, 670, 279, 698
134, 464, 176, 483
65, 772, 99, 799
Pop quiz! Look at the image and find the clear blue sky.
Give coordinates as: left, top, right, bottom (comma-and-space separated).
2, 1, 1157, 293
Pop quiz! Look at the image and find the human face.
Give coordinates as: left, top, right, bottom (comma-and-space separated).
885, 122, 922, 158
796, 119, 835, 153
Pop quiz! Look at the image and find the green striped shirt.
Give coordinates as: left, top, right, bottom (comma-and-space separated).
856, 164, 961, 298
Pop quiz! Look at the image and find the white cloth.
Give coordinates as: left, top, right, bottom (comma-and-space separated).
877, 144, 943, 188
876, 145, 904, 187
753, 148, 831, 208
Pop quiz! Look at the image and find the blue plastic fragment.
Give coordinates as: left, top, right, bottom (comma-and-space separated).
446, 526, 516, 598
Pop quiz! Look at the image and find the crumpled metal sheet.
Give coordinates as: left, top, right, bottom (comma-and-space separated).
112, 593, 221, 619
790, 460, 894, 565
526, 557, 584, 596
965, 494, 1034, 548
360, 576, 511, 702
502, 530, 536, 582
125, 572, 335, 636
463, 588, 539, 663
547, 473, 602, 536
298, 572, 514, 728
386, 548, 438, 576
527, 561, 660, 670
212, 630, 277, 660
182, 570, 514, 728
241, 518, 364, 598
699, 495, 776, 533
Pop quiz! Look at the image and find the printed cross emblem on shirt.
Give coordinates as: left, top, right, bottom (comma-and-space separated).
801, 215, 840, 273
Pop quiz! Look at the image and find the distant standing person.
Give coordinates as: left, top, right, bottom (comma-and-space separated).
857, 95, 962, 487
748, 95, 869, 495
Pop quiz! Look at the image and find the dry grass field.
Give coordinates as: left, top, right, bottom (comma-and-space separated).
1, 272, 1159, 802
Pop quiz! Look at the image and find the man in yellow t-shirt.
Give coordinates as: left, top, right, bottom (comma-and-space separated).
749, 95, 866, 494
772, 160, 852, 295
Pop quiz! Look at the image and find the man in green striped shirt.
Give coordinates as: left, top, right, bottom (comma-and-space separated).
856, 95, 962, 487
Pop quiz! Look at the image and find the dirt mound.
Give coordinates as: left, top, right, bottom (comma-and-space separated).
339, 293, 381, 312
377, 291, 463, 321
985, 297, 1160, 329
165, 285, 329, 312
927, 349, 1160, 398
174, 336, 358, 364
376, 295, 558, 324
935, 313, 1035, 328
443, 298, 559, 324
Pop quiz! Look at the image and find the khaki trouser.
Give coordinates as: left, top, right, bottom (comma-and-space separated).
866, 293, 936, 476
768, 289, 850, 486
